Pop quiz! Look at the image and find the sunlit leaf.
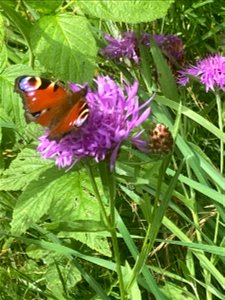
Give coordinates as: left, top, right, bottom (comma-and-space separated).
30, 14, 97, 83
77, 0, 174, 24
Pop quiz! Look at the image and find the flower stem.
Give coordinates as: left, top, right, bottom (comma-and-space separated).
98, 162, 126, 300
85, 163, 109, 225
215, 92, 224, 174
87, 163, 126, 299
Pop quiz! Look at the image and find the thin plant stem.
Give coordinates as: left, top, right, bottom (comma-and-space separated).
99, 163, 126, 300
85, 164, 109, 225
86, 163, 126, 300
215, 92, 224, 174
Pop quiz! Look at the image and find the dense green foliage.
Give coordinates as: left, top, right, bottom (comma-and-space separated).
0, 0, 224, 299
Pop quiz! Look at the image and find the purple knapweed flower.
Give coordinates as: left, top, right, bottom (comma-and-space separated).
37, 76, 152, 170
177, 54, 225, 92
141, 33, 184, 63
100, 32, 139, 64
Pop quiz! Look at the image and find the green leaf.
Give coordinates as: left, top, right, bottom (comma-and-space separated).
0, 108, 16, 129
48, 170, 102, 222
124, 262, 142, 300
24, 0, 63, 14
77, 0, 174, 24
0, 1, 31, 48
30, 14, 97, 82
0, 65, 35, 130
47, 171, 111, 257
155, 96, 225, 142
151, 42, 179, 101
0, 13, 7, 72
46, 263, 81, 299
0, 148, 52, 191
11, 167, 67, 235
161, 282, 195, 300
46, 220, 107, 232
0, 44, 7, 73
71, 231, 111, 257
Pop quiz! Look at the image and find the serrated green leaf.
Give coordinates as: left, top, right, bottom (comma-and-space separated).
46, 263, 81, 299
46, 171, 111, 257
30, 14, 97, 82
48, 170, 101, 221
77, 0, 174, 24
0, 65, 35, 130
11, 167, 67, 235
24, 0, 63, 14
73, 232, 111, 257
0, 107, 16, 129
0, 148, 52, 191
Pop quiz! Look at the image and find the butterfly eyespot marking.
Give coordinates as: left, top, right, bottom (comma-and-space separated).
19, 76, 42, 92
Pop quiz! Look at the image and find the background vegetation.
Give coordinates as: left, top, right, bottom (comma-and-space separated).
0, 0, 224, 299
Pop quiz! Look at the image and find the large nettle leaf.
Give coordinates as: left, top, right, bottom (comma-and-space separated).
45, 262, 81, 299
10, 169, 105, 242
77, 0, 174, 24
49, 173, 111, 257
30, 14, 97, 83
11, 168, 75, 235
0, 65, 35, 130
0, 148, 53, 192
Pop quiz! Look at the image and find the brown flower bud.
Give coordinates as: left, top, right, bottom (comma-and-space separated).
149, 123, 173, 154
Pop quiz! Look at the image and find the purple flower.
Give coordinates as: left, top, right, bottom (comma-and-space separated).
141, 33, 184, 62
100, 32, 139, 64
177, 54, 225, 92
37, 76, 152, 170
100, 31, 184, 66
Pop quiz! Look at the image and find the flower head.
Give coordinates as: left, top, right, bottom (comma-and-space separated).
37, 76, 152, 170
149, 123, 173, 154
141, 33, 184, 63
100, 32, 139, 64
177, 54, 225, 92
100, 31, 184, 66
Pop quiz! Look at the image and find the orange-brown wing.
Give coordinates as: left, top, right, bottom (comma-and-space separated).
15, 76, 89, 140
15, 76, 70, 117
47, 98, 89, 140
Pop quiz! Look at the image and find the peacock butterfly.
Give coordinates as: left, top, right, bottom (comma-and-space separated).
14, 76, 89, 140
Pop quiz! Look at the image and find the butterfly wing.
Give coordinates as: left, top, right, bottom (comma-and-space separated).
47, 97, 89, 140
15, 76, 70, 122
15, 76, 89, 140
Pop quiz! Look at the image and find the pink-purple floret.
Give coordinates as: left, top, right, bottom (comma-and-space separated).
37, 76, 152, 170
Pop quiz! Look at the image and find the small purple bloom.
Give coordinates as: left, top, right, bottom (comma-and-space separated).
101, 31, 184, 66
100, 32, 139, 64
141, 33, 184, 62
177, 54, 225, 92
37, 76, 152, 170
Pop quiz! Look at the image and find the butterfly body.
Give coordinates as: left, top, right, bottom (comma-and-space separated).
15, 76, 89, 140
